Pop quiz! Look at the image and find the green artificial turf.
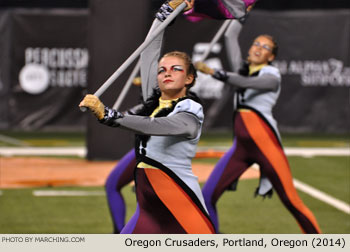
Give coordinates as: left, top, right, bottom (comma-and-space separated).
0, 131, 348, 234
0, 153, 349, 234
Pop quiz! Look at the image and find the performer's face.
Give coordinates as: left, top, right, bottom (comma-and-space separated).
157, 56, 194, 99
247, 36, 275, 66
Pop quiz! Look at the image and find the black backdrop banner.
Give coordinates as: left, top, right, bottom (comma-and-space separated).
8, 9, 88, 130
0, 11, 11, 129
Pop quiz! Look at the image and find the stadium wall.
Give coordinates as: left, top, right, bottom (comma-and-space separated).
0, 3, 349, 159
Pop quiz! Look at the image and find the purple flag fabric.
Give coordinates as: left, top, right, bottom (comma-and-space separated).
185, 0, 257, 21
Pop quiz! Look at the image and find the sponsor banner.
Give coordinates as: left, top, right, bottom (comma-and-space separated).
9, 9, 88, 130
274, 59, 350, 88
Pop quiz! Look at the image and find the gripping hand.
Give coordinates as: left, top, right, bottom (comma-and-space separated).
195, 62, 228, 81
79, 94, 105, 120
156, 0, 194, 22
194, 61, 214, 75
133, 77, 142, 86
168, 0, 193, 11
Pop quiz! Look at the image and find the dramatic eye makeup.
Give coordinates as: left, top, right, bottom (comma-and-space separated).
158, 65, 184, 74
171, 65, 184, 72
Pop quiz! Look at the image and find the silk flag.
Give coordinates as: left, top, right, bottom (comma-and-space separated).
186, 0, 257, 21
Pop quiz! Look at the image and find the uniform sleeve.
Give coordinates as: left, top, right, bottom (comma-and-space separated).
140, 19, 163, 101
224, 65, 281, 91
116, 112, 201, 139
224, 20, 243, 72
123, 103, 144, 115
115, 99, 203, 139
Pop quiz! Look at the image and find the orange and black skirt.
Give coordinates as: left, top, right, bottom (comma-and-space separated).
121, 157, 215, 234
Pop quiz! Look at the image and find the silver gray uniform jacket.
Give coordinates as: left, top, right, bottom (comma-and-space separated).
224, 20, 282, 139
114, 19, 207, 209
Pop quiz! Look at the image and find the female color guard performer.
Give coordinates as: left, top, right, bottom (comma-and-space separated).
195, 19, 322, 234
80, 0, 215, 234
100, 0, 259, 233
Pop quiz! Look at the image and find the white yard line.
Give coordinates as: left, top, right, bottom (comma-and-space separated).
0, 147, 86, 157
197, 146, 350, 157
0, 146, 349, 157
33, 190, 105, 197
285, 147, 350, 158
293, 179, 350, 214
251, 165, 350, 215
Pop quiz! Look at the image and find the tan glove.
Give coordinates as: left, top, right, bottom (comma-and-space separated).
194, 61, 215, 75
132, 77, 142, 86
79, 94, 105, 120
169, 0, 194, 12
156, 0, 194, 22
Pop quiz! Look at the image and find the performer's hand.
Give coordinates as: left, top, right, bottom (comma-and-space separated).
194, 61, 215, 75
246, 5, 254, 13
79, 94, 105, 120
169, 0, 194, 11
156, 0, 194, 22
132, 77, 142, 86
